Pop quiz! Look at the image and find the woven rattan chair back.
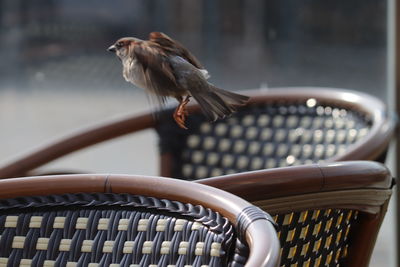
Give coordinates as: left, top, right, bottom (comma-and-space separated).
0, 87, 394, 180
0, 174, 279, 267
0, 194, 235, 266
157, 88, 394, 179
271, 208, 359, 266
198, 161, 394, 267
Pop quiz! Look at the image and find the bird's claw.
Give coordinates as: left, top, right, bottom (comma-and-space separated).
173, 96, 190, 129
173, 107, 188, 129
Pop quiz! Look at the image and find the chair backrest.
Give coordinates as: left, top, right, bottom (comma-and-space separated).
197, 161, 394, 267
157, 88, 395, 179
0, 87, 394, 180
0, 174, 279, 267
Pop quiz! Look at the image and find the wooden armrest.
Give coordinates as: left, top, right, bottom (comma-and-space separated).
198, 160, 393, 212
0, 112, 156, 178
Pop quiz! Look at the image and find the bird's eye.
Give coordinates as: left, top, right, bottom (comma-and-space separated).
116, 42, 124, 48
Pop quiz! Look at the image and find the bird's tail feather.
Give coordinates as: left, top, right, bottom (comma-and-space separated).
212, 86, 250, 106
191, 86, 250, 122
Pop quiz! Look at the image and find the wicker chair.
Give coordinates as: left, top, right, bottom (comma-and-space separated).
0, 87, 395, 179
0, 88, 394, 266
198, 161, 394, 267
0, 174, 279, 267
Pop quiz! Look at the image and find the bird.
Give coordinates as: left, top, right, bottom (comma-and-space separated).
107, 32, 249, 129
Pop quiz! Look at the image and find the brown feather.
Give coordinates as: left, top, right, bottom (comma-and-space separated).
148, 32, 204, 69
130, 41, 187, 108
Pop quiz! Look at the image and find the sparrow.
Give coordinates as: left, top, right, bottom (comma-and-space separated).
108, 32, 249, 129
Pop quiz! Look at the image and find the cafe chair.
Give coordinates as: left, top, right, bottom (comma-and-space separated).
198, 161, 395, 267
0, 87, 395, 179
0, 174, 279, 267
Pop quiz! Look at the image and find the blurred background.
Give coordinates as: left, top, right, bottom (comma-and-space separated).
0, 0, 388, 94
0, 0, 395, 266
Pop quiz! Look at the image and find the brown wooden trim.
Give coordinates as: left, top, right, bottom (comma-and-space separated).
252, 189, 392, 215
198, 161, 392, 201
160, 152, 174, 177
0, 174, 245, 221
0, 175, 107, 199
106, 174, 248, 222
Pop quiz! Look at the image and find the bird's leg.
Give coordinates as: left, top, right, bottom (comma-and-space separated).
173, 95, 191, 129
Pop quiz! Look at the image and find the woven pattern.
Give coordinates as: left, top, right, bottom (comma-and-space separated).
157, 100, 372, 180
272, 209, 359, 267
0, 193, 241, 267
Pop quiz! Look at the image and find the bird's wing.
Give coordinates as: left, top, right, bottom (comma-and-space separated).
148, 32, 204, 69
169, 56, 249, 122
168, 56, 221, 121
132, 42, 179, 106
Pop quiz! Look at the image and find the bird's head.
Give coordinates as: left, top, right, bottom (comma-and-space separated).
107, 37, 140, 60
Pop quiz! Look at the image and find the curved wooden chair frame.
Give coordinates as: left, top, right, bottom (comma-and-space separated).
0, 87, 395, 178
197, 161, 393, 267
0, 161, 392, 267
0, 174, 280, 267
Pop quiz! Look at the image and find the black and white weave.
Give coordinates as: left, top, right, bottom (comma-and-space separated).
0, 193, 248, 267
157, 100, 372, 180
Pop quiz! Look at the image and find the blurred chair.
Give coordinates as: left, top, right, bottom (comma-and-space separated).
0, 87, 395, 178
0, 174, 279, 267
198, 161, 394, 267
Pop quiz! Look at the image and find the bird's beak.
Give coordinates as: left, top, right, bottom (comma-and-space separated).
107, 45, 116, 53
